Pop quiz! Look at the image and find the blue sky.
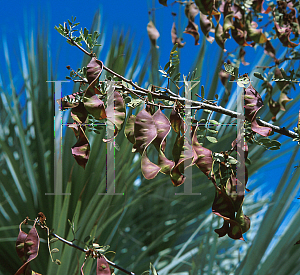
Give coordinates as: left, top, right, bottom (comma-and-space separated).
0, 1, 149, 82
0, 0, 248, 84
0, 0, 273, 86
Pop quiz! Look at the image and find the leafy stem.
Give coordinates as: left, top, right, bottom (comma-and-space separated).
56, 21, 299, 141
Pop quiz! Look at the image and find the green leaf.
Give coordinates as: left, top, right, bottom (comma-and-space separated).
228, 157, 237, 165
254, 72, 265, 80
93, 129, 101, 134
55, 25, 66, 37
95, 245, 110, 253
89, 237, 96, 246
147, 87, 153, 101
164, 61, 170, 71
208, 120, 219, 125
207, 128, 218, 134
127, 98, 143, 108
270, 140, 281, 147
259, 137, 271, 145
171, 43, 178, 53
173, 72, 181, 81
206, 136, 218, 143
49, 238, 58, 244
245, 157, 252, 165
169, 67, 177, 77
280, 68, 288, 79
84, 235, 91, 243
68, 219, 74, 230
84, 27, 88, 39
269, 146, 281, 150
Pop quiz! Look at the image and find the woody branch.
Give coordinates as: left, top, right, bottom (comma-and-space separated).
66, 36, 299, 140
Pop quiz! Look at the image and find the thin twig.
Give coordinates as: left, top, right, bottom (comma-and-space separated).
67, 38, 93, 57
49, 232, 136, 275
256, 119, 299, 139
51, 232, 87, 252
256, 56, 300, 69
66, 36, 157, 94
120, 84, 145, 100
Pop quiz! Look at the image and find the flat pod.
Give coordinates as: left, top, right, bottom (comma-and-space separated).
97, 256, 111, 275
244, 84, 272, 136
15, 221, 40, 275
